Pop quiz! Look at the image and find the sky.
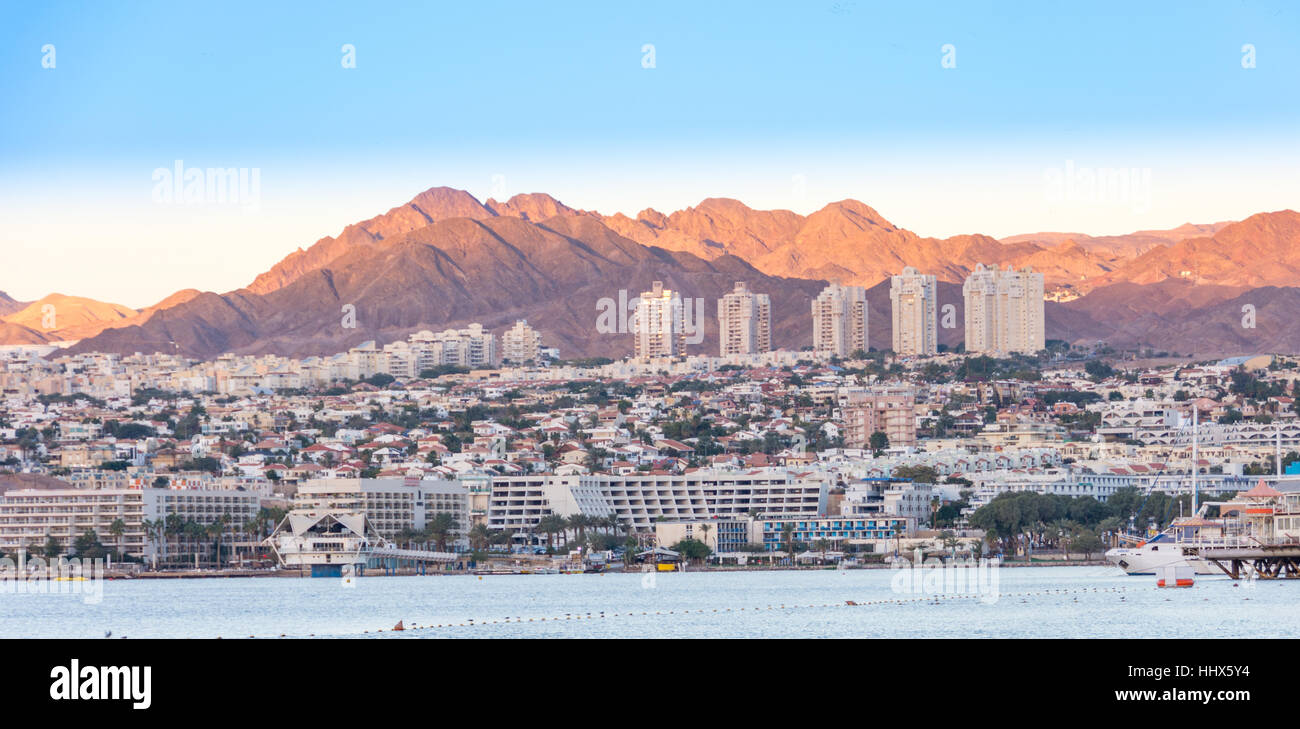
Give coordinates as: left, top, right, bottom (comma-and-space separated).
1, 1, 1298, 308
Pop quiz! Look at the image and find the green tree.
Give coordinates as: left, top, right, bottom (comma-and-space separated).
869, 431, 889, 454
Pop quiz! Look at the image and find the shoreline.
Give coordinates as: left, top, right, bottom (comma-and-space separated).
70, 559, 1117, 580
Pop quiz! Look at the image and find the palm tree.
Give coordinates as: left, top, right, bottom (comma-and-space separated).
183, 520, 206, 568
396, 527, 420, 550
567, 514, 592, 545
208, 513, 230, 569
142, 518, 164, 570
423, 512, 459, 552
535, 514, 567, 551
242, 517, 264, 564
108, 518, 127, 560
780, 522, 796, 561
468, 523, 491, 553
697, 522, 712, 549
164, 514, 184, 567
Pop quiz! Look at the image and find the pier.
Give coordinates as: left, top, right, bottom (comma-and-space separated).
1187, 539, 1300, 580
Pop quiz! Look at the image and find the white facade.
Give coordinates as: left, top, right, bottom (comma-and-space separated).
633, 281, 685, 358
501, 320, 542, 364
963, 264, 1045, 355
889, 267, 938, 356
811, 284, 868, 357
717, 282, 771, 356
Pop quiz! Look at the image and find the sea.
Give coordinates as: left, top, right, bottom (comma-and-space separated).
3, 566, 1297, 639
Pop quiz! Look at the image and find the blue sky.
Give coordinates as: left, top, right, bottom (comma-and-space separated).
2, 1, 1298, 307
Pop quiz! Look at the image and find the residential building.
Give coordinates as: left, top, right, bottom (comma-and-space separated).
963, 263, 1045, 354
633, 281, 688, 358
842, 389, 917, 449
501, 320, 542, 364
294, 477, 470, 544
811, 283, 868, 356
717, 282, 771, 356
889, 267, 937, 356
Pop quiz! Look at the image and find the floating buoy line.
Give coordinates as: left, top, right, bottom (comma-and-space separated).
216, 585, 1178, 638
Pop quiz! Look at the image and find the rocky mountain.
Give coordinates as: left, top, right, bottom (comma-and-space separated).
0, 294, 138, 343
0, 291, 24, 317
604, 198, 1126, 290
28, 186, 1300, 358
245, 188, 585, 295
1000, 221, 1233, 259
1090, 211, 1300, 290
69, 215, 834, 359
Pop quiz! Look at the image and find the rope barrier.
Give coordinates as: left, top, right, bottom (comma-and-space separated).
220, 584, 1225, 638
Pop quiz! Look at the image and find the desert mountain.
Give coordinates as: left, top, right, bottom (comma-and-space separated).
70, 215, 839, 359
605, 198, 1120, 290
245, 188, 585, 295
28, 186, 1300, 358
0, 291, 24, 317
1, 294, 137, 343
1000, 221, 1233, 259
1091, 211, 1300, 290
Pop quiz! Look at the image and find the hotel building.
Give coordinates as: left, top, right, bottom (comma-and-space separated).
501, 320, 542, 364
717, 282, 771, 356
889, 267, 938, 356
841, 389, 917, 449
294, 477, 470, 543
485, 469, 830, 538
0, 487, 260, 561
811, 284, 869, 357
963, 263, 1045, 355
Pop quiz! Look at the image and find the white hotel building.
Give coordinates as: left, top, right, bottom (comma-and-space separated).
889, 267, 938, 356
486, 469, 830, 536
0, 487, 261, 560
294, 478, 470, 544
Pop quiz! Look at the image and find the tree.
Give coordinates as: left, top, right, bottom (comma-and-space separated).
869, 431, 889, 454
892, 465, 938, 484
423, 512, 459, 552
535, 514, 567, 550
108, 518, 127, 558
43, 535, 62, 559
1071, 529, 1104, 560
780, 522, 796, 559
468, 524, 491, 553
143, 518, 165, 569
207, 514, 230, 568
73, 530, 107, 560
671, 538, 712, 563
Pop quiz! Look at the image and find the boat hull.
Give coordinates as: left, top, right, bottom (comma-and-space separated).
1105, 545, 1218, 576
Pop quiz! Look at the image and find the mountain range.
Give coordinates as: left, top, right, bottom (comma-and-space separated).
6, 186, 1299, 359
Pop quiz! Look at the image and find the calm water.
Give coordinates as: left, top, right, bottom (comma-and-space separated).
3, 566, 1297, 639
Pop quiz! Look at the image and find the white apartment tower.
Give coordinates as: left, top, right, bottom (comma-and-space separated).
501, 320, 542, 364
889, 267, 938, 356
811, 284, 869, 357
633, 281, 685, 358
963, 264, 1045, 354
717, 282, 771, 356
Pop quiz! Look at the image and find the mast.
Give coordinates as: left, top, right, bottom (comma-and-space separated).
1277, 426, 1283, 478
1191, 406, 1199, 514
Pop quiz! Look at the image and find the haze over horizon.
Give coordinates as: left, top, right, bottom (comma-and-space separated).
3, 1, 1298, 308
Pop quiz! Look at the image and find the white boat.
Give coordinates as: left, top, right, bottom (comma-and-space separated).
1105, 531, 1218, 575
